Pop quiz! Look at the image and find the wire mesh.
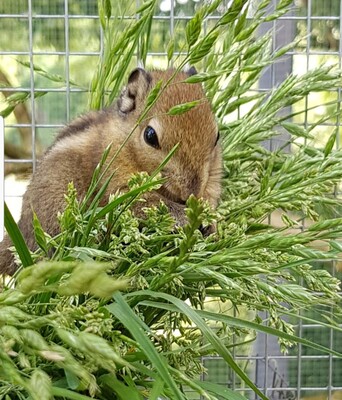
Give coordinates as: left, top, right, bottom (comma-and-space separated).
1, 0, 342, 399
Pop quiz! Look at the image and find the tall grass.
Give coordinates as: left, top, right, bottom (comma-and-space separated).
1, 0, 342, 399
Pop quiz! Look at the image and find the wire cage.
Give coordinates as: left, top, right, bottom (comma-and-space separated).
1, 0, 342, 399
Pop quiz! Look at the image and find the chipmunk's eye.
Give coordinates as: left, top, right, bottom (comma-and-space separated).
215, 131, 220, 147
144, 125, 160, 149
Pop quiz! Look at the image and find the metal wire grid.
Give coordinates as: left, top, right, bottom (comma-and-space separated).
1, 0, 342, 399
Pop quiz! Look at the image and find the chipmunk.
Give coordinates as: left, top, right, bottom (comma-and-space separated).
0, 68, 222, 275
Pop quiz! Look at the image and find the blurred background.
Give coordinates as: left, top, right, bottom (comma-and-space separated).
0, 0, 341, 399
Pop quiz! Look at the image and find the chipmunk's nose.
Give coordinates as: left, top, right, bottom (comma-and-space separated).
179, 172, 201, 202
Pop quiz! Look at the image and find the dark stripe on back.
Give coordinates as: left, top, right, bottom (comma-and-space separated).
47, 108, 112, 152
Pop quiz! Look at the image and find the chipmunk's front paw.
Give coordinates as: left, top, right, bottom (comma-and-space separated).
199, 223, 216, 237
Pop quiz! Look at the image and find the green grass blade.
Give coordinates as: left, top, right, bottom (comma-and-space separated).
100, 374, 144, 400
51, 387, 97, 400
94, 178, 164, 220
4, 202, 33, 268
140, 299, 342, 358
107, 292, 185, 400
148, 377, 164, 400
119, 291, 268, 400
195, 380, 248, 400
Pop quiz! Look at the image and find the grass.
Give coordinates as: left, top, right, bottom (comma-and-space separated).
1, 0, 342, 399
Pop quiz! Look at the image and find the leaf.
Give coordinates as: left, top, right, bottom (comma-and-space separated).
167, 100, 202, 116
189, 30, 219, 64
145, 79, 163, 110
51, 387, 97, 400
117, 291, 268, 400
93, 178, 164, 220
307, 218, 342, 232
218, 0, 249, 26
185, 71, 220, 83
78, 331, 129, 367
107, 293, 185, 400
166, 38, 175, 62
324, 129, 337, 157
104, 0, 111, 19
0, 105, 15, 117
149, 377, 165, 400
57, 262, 127, 297
98, 0, 111, 29
1, 90, 47, 118
32, 211, 48, 254
275, 0, 293, 11
139, 298, 342, 358
68, 247, 116, 260
195, 381, 248, 400
16, 60, 80, 87
136, 0, 156, 14
139, 2, 155, 64
281, 121, 313, 139
20, 329, 49, 351
100, 374, 144, 400
330, 240, 342, 252
234, 7, 248, 36
29, 369, 52, 400
186, 11, 203, 48
206, 0, 222, 15
4, 202, 33, 268
64, 369, 80, 390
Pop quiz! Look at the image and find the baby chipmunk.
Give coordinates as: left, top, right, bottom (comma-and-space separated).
0, 68, 222, 274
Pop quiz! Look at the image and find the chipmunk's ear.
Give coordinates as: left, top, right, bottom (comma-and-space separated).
186, 66, 197, 76
118, 68, 152, 114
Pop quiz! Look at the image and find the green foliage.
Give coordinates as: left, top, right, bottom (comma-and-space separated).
1, 0, 342, 399
90, 0, 158, 110
4, 203, 33, 268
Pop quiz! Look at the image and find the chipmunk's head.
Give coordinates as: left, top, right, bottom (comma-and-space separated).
118, 67, 222, 207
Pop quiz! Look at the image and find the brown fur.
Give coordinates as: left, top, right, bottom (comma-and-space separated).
0, 68, 222, 275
